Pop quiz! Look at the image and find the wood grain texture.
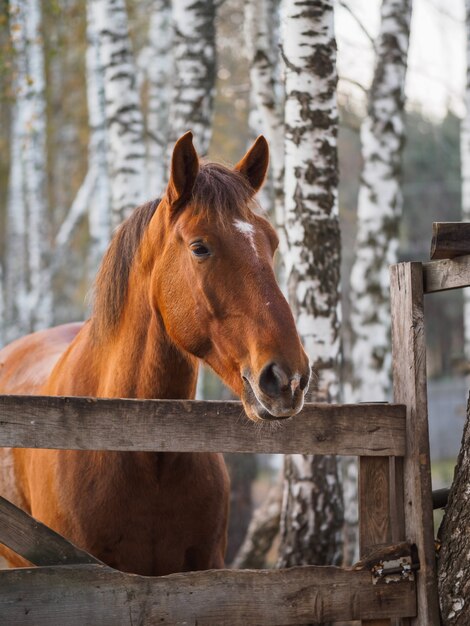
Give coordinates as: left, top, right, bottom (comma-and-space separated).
390, 262, 440, 626
359, 456, 392, 626
430, 222, 470, 259
0, 563, 417, 625
0, 496, 100, 566
422, 255, 470, 293
0, 395, 406, 456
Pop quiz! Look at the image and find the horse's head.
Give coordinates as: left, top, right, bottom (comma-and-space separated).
149, 132, 310, 422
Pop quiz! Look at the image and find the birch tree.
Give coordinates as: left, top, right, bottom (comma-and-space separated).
90, 0, 146, 227
169, 0, 216, 156
462, 0, 470, 363
85, 0, 111, 276
244, 0, 284, 236
437, 394, 470, 625
348, 0, 413, 402
5, 99, 28, 341
6, 0, 52, 339
278, 0, 344, 567
145, 0, 173, 195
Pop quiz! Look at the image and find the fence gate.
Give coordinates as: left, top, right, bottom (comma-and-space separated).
0, 221, 467, 625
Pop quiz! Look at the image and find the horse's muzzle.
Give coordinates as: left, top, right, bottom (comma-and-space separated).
240, 362, 310, 422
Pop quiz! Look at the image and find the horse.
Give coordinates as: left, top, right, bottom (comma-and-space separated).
0, 132, 310, 576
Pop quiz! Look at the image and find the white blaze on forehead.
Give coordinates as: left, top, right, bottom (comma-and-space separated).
233, 219, 258, 255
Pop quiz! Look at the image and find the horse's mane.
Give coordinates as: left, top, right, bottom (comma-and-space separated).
91, 163, 255, 342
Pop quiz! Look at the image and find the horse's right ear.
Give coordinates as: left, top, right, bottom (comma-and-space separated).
167, 131, 199, 211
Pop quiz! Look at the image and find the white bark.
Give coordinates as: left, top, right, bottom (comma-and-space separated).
86, 1, 111, 276
244, 0, 284, 235
278, 0, 344, 568
7, 0, 51, 339
169, 0, 216, 156
348, 0, 412, 402
5, 98, 29, 341
55, 168, 98, 253
21, 167, 98, 316
343, 0, 412, 567
90, 0, 146, 227
232, 478, 282, 569
146, 0, 173, 196
21, 0, 51, 331
462, 0, 470, 362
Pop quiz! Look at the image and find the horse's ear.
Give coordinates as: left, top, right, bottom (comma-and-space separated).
234, 135, 269, 193
167, 131, 199, 210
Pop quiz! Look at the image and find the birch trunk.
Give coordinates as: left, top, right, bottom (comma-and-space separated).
86, 0, 111, 277
342, 0, 412, 567
91, 0, 146, 227
232, 477, 282, 569
278, 0, 344, 568
22, 0, 51, 330
5, 98, 29, 341
462, 0, 470, 363
437, 393, 470, 624
146, 0, 173, 195
244, 0, 284, 240
7, 0, 51, 337
169, 0, 216, 156
348, 0, 412, 402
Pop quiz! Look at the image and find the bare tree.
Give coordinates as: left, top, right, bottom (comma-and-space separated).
145, 0, 173, 196
85, 0, 111, 277
437, 394, 470, 624
348, 0, 413, 402
244, 0, 284, 239
91, 0, 146, 227
6, 0, 52, 340
462, 0, 470, 363
343, 0, 413, 565
278, 0, 344, 568
169, 0, 216, 155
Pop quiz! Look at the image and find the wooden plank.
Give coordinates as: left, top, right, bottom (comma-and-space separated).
0, 563, 416, 625
0, 395, 406, 456
0, 495, 100, 566
390, 262, 440, 626
422, 255, 470, 292
430, 221, 470, 259
359, 456, 392, 626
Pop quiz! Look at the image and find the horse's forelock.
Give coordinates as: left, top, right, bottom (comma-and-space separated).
190, 163, 257, 225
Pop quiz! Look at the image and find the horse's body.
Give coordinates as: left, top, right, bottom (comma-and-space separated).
0, 134, 310, 575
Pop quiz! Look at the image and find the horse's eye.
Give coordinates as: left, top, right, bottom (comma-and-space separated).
190, 242, 211, 258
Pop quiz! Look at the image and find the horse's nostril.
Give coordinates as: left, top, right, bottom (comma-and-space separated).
299, 374, 309, 391
259, 362, 289, 397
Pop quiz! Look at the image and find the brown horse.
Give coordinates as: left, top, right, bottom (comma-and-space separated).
0, 133, 310, 576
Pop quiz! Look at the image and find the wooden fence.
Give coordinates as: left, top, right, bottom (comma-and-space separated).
0, 221, 468, 625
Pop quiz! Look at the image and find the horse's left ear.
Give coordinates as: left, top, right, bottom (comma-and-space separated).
167, 131, 199, 211
234, 135, 269, 193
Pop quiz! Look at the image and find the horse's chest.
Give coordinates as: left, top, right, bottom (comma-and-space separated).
76, 453, 229, 575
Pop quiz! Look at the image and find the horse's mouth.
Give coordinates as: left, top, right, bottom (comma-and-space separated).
241, 376, 296, 422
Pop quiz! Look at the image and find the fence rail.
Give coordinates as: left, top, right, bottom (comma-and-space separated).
0, 561, 416, 626
0, 395, 406, 455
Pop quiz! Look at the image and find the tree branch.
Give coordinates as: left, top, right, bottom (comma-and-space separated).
338, 0, 377, 51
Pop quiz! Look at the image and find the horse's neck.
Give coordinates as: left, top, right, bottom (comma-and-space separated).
48, 276, 198, 401
99, 311, 197, 400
